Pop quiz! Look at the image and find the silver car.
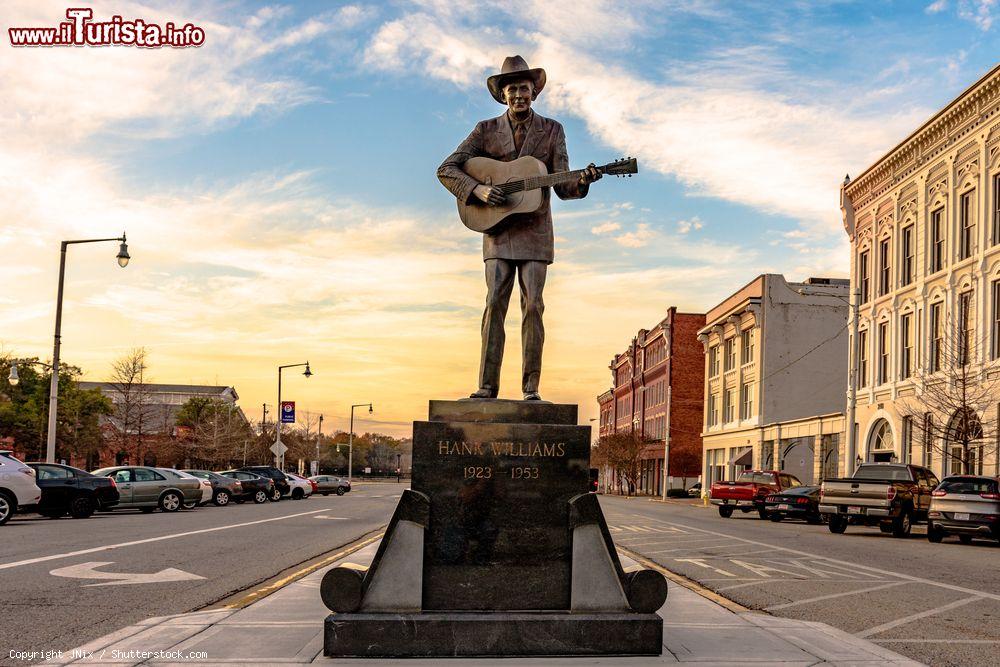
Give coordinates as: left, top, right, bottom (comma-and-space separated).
309, 475, 351, 496
927, 475, 1000, 544
92, 466, 201, 513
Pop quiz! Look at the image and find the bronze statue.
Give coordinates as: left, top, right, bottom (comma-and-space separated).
438, 55, 601, 401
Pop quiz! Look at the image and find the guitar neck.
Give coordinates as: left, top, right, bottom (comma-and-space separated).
500, 169, 586, 194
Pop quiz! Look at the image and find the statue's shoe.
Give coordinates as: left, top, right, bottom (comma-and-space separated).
469, 388, 497, 399
523, 392, 541, 401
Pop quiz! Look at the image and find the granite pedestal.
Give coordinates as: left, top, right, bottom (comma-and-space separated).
322, 399, 666, 657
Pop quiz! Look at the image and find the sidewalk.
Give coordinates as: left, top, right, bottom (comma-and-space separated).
46, 541, 922, 666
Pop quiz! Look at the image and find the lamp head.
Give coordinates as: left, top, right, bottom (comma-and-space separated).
7, 363, 19, 386
116, 233, 130, 268
303, 362, 312, 378
368, 404, 373, 414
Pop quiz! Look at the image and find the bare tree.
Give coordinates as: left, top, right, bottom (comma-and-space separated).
594, 431, 649, 497
108, 347, 151, 465
898, 317, 999, 475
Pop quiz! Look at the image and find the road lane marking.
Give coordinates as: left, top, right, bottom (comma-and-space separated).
643, 541, 733, 554
874, 639, 1000, 644
313, 515, 349, 520
0, 509, 329, 571
857, 596, 984, 638
767, 581, 909, 611
50, 561, 204, 586
626, 515, 1000, 603
674, 558, 737, 577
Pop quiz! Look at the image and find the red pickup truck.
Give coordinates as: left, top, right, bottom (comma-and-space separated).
710, 470, 803, 519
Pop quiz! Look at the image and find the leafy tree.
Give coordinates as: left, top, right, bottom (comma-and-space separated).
594, 431, 650, 497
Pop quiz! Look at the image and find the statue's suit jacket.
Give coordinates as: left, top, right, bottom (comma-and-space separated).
437, 112, 588, 264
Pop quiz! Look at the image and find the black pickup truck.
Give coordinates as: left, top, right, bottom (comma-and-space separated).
27, 462, 120, 519
819, 463, 939, 537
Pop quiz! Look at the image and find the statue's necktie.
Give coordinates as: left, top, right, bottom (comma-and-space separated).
513, 122, 526, 154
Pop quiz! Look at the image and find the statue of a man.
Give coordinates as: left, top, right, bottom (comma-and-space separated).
438, 55, 601, 401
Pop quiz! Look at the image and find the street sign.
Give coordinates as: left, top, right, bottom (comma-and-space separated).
280, 401, 296, 423
270, 439, 287, 457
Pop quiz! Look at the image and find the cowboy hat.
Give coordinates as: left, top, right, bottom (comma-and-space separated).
487, 55, 546, 104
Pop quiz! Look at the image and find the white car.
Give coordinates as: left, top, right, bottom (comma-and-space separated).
0, 450, 42, 525
158, 468, 212, 507
284, 473, 313, 500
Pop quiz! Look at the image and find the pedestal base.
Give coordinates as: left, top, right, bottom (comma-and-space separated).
324, 611, 663, 657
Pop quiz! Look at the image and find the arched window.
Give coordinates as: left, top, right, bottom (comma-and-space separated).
868, 419, 894, 462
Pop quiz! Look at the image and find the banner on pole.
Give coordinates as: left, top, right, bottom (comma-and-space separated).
280, 401, 296, 423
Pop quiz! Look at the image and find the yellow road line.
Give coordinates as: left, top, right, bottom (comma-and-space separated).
222, 531, 385, 610
617, 544, 751, 614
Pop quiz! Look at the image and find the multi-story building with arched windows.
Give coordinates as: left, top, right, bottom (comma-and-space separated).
841, 63, 1000, 478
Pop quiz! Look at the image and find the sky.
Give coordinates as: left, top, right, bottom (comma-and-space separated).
2, 0, 999, 437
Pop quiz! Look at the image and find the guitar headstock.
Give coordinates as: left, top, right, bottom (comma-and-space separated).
601, 157, 638, 178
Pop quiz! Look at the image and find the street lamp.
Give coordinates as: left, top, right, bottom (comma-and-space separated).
276, 361, 312, 470
315, 414, 324, 476
349, 402, 373, 483
46, 233, 130, 463
7, 359, 53, 387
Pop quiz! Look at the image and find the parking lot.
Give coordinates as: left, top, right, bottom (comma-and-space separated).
601, 495, 1000, 667
0, 485, 401, 663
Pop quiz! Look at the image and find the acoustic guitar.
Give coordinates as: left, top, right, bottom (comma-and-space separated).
457, 156, 638, 233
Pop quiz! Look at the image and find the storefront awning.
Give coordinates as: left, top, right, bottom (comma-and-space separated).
728, 448, 752, 466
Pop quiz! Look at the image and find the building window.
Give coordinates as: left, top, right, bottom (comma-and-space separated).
707, 394, 719, 427
871, 418, 894, 455
960, 189, 975, 260
923, 413, 933, 466
902, 416, 912, 464
877, 322, 889, 384
740, 382, 753, 420
994, 174, 1000, 246
708, 346, 719, 377
959, 291, 972, 366
740, 328, 754, 365
901, 225, 914, 286
724, 338, 736, 371
859, 250, 870, 304
900, 313, 913, 379
879, 238, 891, 296
724, 387, 736, 423
994, 281, 1000, 360
858, 330, 868, 388
950, 446, 964, 476
931, 208, 945, 273
930, 302, 943, 372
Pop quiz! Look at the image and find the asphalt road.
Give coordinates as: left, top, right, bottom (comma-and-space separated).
0, 484, 401, 664
600, 495, 1000, 667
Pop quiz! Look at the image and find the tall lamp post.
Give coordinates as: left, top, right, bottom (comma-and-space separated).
46, 234, 130, 463
349, 403, 373, 483
276, 361, 312, 470
315, 414, 324, 476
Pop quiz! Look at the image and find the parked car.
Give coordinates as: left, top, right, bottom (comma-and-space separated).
687, 482, 702, 498
819, 463, 938, 537
284, 473, 313, 500
182, 469, 242, 506
27, 462, 119, 518
219, 470, 272, 504
710, 470, 802, 519
158, 468, 212, 508
310, 475, 351, 496
0, 450, 41, 525
239, 466, 288, 501
927, 475, 1000, 544
92, 466, 202, 513
764, 485, 822, 523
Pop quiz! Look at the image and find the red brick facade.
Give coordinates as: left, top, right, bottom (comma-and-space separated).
597, 307, 706, 495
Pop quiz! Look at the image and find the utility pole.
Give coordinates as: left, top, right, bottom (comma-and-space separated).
845, 288, 861, 475
661, 385, 672, 502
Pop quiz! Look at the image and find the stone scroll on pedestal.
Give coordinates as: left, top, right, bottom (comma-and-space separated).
321, 400, 667, 657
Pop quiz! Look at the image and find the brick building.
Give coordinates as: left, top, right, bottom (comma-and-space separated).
596, 307, 705, 495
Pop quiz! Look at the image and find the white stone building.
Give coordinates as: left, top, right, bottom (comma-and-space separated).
840, 63, 1000, 478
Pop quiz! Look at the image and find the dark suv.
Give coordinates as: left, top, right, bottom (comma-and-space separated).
27, 463, 120, 518
240, 466, 288, 501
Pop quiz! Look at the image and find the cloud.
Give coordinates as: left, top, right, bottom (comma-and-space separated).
361, 1, 930, 240
614, 223, 655, 248
926, 0, 949, 13
676, 217, 704, 234
591, 221, 621, 235
957, 0, 997, 30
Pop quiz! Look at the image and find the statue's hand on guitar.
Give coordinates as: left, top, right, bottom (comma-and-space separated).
580, 163, 602, 185
473, 183, 506, 207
